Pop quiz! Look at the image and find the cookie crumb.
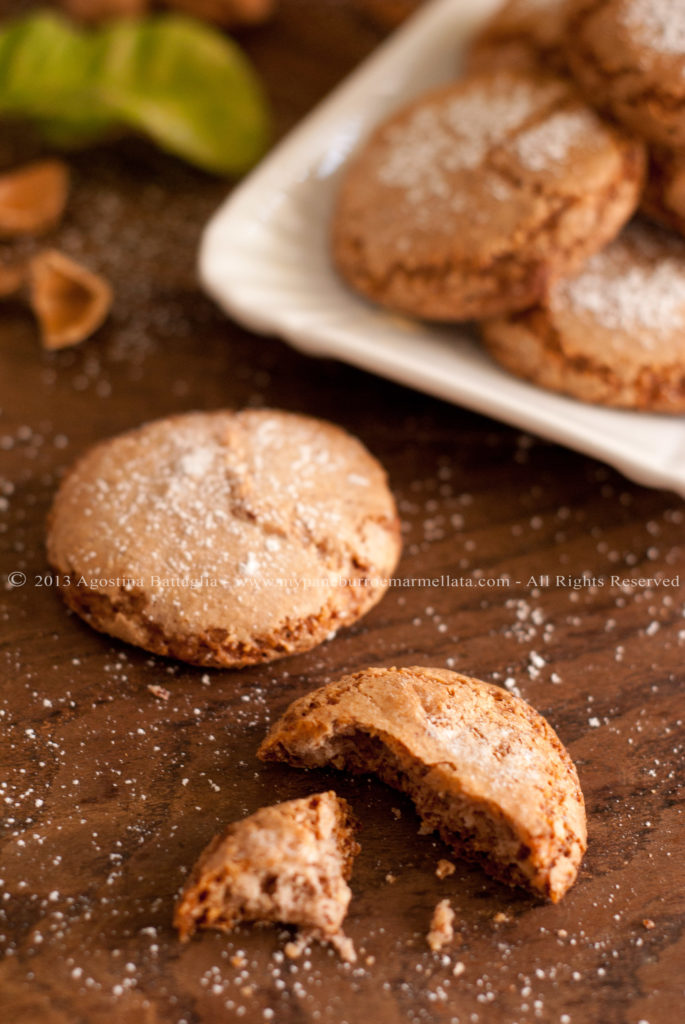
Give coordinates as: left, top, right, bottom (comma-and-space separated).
427, 898, 455, 951
147, 684, 170, 701
435, 859, 455, 879
284, 937, 305, 960
642, 918, 655, 930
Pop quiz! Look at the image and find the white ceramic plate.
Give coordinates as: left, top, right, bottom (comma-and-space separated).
200, 0, 685, 497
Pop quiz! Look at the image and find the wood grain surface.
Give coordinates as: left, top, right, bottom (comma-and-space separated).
1, 2, 683, 1023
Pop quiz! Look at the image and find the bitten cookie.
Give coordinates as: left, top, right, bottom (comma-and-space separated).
332, 68, 644, 321
565, 0, 685, 149
174, 792, 359, 961
259, 666, 587, 902
47, 409, 401, 667
465, 0, 569, 74
481, 220, 685, 412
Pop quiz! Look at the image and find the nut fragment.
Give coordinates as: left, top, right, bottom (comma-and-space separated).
29, 250, 112, 350
0, 160, 69, 237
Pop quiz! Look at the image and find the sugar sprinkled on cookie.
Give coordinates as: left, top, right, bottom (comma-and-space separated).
46, 409, 401, 667
259, 665, 587, 902
622, 0, 685, 56
333, 68, 644, 321
566, 0, 685, 149
482, 220, 685, 410
174, 791, 359, 961
562, 227, 685, 337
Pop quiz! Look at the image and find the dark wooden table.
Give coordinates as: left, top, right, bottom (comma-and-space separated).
1, 2, 683, 1022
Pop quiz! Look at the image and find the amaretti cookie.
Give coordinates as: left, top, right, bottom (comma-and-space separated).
258, 666, 587, 902
465, 0, 569, 74
565, 0, 685, 149
481, 220, 685, 411
46, 409, 401, 667
332, 68, 644, 321
174, 791, 359, 960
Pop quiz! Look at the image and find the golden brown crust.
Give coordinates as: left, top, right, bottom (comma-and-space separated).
332, 68, 644, 321
481, 219, 685, 412
565, 0, 685, 149
173, 792, 359, 955
258, 666, 587, 902
46, 409, 401, 667
465, 0, 570, 74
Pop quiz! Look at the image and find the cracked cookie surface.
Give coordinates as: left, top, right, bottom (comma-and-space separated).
481, 220, 685, 411
259, 665, 587, 902
565, 0, 685, 149
465, 0, 570, 74
332, 68, 644, 321
46, 409, 401, 666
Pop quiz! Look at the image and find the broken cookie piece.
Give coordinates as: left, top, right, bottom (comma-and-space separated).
258, 666, 587, 903
174, 791, 360, 960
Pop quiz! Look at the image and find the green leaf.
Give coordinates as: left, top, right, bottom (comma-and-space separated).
0, 10, 271, 175
94, 17, 271, 175
0, 12, 113, 142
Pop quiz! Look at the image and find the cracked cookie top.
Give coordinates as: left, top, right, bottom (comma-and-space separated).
481, 220, 685, 411
566, 0, 685, 148
465, 0, 570, 74
46, 409, 401, 667
332, 68, 644, 321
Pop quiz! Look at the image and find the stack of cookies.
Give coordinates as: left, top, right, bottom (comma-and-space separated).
332, 0, 685, 413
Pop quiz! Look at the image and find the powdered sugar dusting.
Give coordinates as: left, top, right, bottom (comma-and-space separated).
426, 715, 545, 792
376, 77, 556, 204
50, 410, 397, 638
558, 223, 685, 338
177, 445, 217, 479
624, 0, 685, 56
514, 107, 601, 172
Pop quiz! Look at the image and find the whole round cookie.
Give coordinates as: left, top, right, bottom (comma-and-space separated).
332, 68, 645, 321
481, 220, 685, 411
47, 409, 401, 667
565, 0, 685, 149
465, 0, 569, 74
